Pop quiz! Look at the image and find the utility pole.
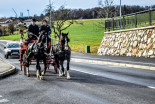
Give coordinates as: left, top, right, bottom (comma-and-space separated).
49, 0, 52, 40
20, 12, 23, 17
49, 0, 52, 28
120, 0, 122, 29
27, 9, 29, 18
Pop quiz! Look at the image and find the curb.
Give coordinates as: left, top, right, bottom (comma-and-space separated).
71, 58, 155, 70
0, 58, 16, 78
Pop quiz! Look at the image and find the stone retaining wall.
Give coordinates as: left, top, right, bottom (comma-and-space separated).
98, 26, 155, 58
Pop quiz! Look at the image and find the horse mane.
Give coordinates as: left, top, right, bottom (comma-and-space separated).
58, 32, 69, 46
37, 33, 43, 43
59, 34, 62, 46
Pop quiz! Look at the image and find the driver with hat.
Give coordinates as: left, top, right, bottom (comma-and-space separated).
25, 18, 39, 42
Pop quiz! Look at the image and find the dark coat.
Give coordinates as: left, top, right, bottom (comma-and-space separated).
40, 25, 51, 35
28, 24, 39, 36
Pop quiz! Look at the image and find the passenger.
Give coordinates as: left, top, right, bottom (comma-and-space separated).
39, 20, 52, 53
40, 20, 51, 37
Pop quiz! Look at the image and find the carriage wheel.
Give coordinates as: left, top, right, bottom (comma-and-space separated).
26, 67, 30, 77
46, 56, 50, 70
20, 59, 23, 71
20, 62, 22, 71
24, 65, 26, 75
20, 53, 23, 71
46, 63, 49, 70
54, 62, 57, 74
23, 53, 27, 75
19, 49, 23, 71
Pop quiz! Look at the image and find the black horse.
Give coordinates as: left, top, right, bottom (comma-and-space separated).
52, 33, 71, 79
26, 32, 50, 80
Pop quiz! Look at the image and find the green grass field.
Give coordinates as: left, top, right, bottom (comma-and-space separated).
0, 19, 105, 54
0, 31, 27, 41
63, 19, 104, 54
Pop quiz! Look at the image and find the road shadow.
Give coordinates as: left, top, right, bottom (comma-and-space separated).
51, 70, 148, 89
17, 67, 148, 89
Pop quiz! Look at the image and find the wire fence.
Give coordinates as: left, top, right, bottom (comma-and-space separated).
105, 8, 155, 32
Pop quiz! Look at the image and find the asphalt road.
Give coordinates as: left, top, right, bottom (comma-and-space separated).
0, 40, 155, 104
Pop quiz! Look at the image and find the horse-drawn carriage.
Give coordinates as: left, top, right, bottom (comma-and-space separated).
19, 32, 71, 80
19, 32, 57, 79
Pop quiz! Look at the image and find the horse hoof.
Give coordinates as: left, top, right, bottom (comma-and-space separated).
36, 74, 39, 78
41, 72, 45, 76
63, 73, 65, 76
40, 76, 43, 80
36, 71, 40, 78
63, 71, 65, 76
27, 74, 30, 77
59, 74, 63, 77
67, 72, 70, 79
58, 71, 63, 77
67, 76, 70, 80
37, 75, 39, 79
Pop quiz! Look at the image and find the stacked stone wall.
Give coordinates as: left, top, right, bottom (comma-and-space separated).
98, 26, 155, 58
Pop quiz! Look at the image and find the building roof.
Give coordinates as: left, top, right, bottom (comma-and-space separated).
12, 20, 21, 24
24, 19, 32, 22
0, 18, 12, 24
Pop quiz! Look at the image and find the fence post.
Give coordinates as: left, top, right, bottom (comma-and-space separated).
149, 9, 152, 26
123, 16, 125, 29
108, 20, 110, 32
105, 20, 106, 32
112, 18, 114, 31
135, 13, 137, 28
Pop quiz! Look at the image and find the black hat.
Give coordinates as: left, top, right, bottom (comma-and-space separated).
32, 18, 36, 22
43, 20, 47, 23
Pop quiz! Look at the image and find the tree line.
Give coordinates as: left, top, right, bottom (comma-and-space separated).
44, 5, 155, 20
20, 4, 155, 21
0, 23, 15, 36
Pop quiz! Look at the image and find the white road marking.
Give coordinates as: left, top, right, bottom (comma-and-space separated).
72, 60, 127, 69
148, 86, 155, 89
0, 95, 9, 103
0, 99, 9, 103
71, 68, 102, 77
72, 56, 155, 66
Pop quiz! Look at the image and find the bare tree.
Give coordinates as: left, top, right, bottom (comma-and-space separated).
45, 5, 82, 37
96, 0, 115, 29
98, 0, 114, 18
52, 6, 74, 36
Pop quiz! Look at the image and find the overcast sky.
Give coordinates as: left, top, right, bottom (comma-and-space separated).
0, 0, 154, 18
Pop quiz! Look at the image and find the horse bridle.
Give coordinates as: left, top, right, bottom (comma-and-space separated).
59, 34, 69, 51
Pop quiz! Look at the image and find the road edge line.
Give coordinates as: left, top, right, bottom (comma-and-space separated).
71, 58, 155, 71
